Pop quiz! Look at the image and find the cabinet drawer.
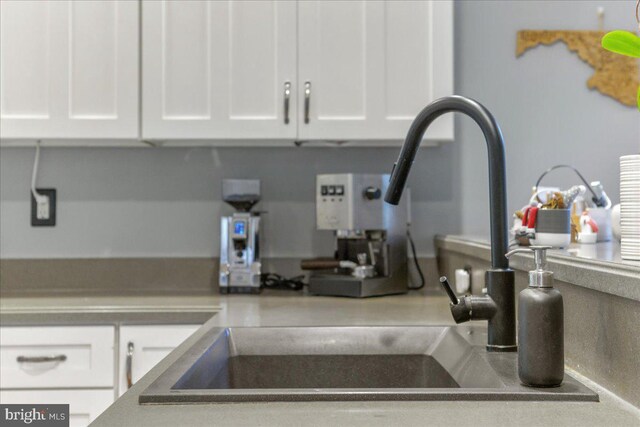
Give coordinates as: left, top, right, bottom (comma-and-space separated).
0, 389, 114, 427
0, 326, 115, 389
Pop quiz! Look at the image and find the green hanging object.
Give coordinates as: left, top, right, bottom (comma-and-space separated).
600, 1, 640, 110
601, 30, 640, 110
601, 31, 640, 57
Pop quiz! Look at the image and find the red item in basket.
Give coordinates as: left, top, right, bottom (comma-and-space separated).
527, 207, 539, 229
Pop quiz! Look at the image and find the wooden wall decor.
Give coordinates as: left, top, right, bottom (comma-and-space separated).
516, 30, 639, 107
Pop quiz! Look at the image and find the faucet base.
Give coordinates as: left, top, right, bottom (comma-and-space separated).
486, 269, 517, 352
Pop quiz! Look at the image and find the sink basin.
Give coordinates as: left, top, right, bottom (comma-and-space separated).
140, 326, 598, 403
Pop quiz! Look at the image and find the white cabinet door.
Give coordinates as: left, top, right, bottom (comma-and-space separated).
298, 0, 453, 143
0, 389, 114, 427
0, 0, 139, 139
0, 326, 115, 389
118, 324, 200, 395
142, 0, 297, 141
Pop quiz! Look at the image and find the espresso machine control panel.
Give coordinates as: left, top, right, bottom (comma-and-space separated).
316, 174, 388, 230
320, 184, 345, 197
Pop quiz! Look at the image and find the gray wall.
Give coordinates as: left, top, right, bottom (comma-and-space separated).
456, 0, 639, 237
0, 146, 459, 258
1, 1, 638, 259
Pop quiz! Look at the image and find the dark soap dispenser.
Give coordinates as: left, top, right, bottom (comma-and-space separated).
505, 246, 564, 387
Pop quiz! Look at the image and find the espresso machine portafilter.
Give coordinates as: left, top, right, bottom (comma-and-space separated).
301, 174, 408, 297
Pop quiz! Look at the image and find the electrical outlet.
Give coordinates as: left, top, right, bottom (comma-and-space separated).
31, 188, 56, 226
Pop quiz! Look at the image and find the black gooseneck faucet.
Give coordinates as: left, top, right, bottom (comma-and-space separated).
384, 95, 516, 352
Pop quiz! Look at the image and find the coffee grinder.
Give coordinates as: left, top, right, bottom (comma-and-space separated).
219, 179, 262, 294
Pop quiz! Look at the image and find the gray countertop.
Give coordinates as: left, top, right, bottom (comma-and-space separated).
90, 293, 640, 427
2, 235, 639, 426
436, 235, 640, 301
0, 295, 221, 325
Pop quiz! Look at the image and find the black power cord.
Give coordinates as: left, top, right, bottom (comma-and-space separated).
407, 229, 425, 290
260, 273, 306, 291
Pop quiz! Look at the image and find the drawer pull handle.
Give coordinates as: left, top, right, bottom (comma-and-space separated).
304, 81, 311, 124
126, 341, 134, 389
283, 81, 291, 124
17, 355, 67, 363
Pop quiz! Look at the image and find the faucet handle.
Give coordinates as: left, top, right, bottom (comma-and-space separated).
439, 276, 459, 305
440, 276, 497, 324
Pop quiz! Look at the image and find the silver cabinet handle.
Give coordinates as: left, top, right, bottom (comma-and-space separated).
304, 81, 311, 124
283, 81, 291, 124
126, 342, 134, 389
17, 355, 67, 363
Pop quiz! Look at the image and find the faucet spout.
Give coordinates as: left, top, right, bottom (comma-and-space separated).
385, 96, 516, 352
385, 96, 509, 269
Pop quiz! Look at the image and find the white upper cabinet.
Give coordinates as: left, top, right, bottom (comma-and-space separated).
142, 0, 298, 141
1, 0, 453, 144
0, 0, 139, 139
298, 0, 453, 143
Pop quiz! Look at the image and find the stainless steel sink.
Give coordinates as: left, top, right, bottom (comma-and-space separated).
140, 326, 598, 403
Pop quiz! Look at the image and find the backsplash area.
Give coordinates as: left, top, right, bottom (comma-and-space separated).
0, 146, 459, 258
1, 1, 638, 260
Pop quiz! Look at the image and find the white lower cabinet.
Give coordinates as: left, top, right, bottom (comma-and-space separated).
0, 389, 114, 427
0, 325, 115, 427
118, 325, 200, 396
0, 323, 202, 426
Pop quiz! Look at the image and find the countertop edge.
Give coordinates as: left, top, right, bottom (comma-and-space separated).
0, 301, 223, 326
435, 235, 640, 302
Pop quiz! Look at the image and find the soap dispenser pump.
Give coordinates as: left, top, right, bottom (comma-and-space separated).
505, 246, 563, 387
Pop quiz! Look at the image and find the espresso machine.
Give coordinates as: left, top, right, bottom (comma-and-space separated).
301, 174, 408, 297
219, 179, 262, 294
